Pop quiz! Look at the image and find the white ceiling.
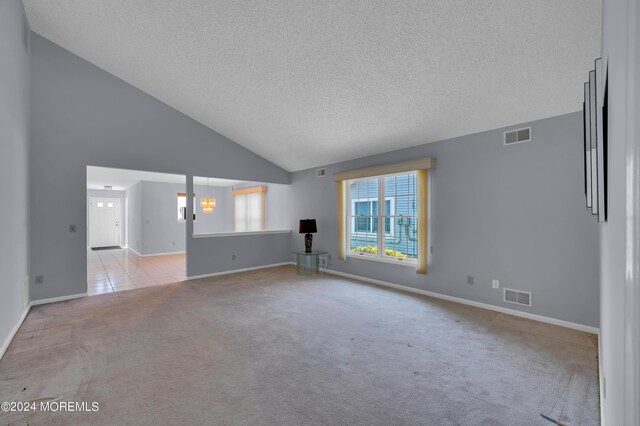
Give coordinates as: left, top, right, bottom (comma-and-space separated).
87, 166, 244, 190
26, 1, 601, 172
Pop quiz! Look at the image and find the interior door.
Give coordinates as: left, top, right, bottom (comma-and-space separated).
90, 197, 121, 248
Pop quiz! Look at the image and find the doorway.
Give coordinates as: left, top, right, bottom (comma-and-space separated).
89, 197, 121, 249
86, 165, 187, 295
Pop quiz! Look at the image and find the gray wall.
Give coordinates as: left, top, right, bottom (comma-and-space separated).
125, 182, 143, 254
30, 34, 290, 300
86, 189, 125, 247
0, 0, 30, 354
289, 112, 600, 328
599, 0, 640, 423
121, 180, 293, 257
140, 181, 186, 255
187, 181, 295, 276
265, 184, 294, 231
188, 233, 291, 277
192, 184, 233, 234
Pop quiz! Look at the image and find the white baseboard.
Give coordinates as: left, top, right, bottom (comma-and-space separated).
128, 247, 143, 256
0, 304, 30, 361
598, 331, 605, 424
321, 268, 599, 335
0, 292, 87, 361
187, 262, 294, 280
129, 248, 185, 257
29, 293, 87, 307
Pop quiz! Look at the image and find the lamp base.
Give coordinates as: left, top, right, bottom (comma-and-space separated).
304, 233, 313, 253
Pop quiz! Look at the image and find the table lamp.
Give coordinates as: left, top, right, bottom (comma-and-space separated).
299, 219, 317, 253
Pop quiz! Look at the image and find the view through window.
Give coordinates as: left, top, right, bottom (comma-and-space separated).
347, 172, 417, 262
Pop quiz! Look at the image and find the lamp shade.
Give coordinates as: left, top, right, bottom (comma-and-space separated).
299, 219, 317, 234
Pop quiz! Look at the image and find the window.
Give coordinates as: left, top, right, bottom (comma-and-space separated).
232, 186, 267, 232
334, 156, 434, 273
347, 173, 417, 262
177, 193, 196, 222
351, 198, 394, 234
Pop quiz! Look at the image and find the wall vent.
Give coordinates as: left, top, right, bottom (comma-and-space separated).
503, 288, 532, 307
503, 127, 531, 145
316, 168, 326, 177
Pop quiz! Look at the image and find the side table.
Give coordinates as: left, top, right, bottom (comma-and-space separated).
291, 250, 328, 276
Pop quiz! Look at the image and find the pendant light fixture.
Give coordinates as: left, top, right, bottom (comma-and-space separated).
200, 177, 216, 214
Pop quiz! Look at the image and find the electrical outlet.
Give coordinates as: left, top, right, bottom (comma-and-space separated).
319, 257, 328, 267
35, 275, 44, 284
492, 279, 500, 289
232, 254, 236, 260
69, 224, 76, 233
467, 276, 474, 285
430, 246, 434, 254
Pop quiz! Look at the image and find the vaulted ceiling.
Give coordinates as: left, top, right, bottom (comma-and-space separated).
24, 0, 601, 171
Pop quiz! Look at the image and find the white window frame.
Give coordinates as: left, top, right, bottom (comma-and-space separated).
346, 172, 417, 265
349, 197, 395, 236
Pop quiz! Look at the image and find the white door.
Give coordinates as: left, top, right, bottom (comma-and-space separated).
90, 197, 121, 248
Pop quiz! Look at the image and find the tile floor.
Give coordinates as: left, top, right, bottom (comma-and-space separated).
87, 248, 186, 295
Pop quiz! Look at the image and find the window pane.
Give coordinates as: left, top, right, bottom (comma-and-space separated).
355, 200, 368, 232
381, 172, 417, 259
348, 178, 379, 255
247, 192, 262, 231
235, 195, 247, 232
396, 174, 410, 195
384, 176, 396, 197
384, 220, 403, 258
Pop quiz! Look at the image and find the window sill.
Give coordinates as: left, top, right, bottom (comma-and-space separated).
346, 253, 417, 267
192, 230, 291, 238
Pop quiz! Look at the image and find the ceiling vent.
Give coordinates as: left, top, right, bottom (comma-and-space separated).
503, 288, 532, 307
503, 127, 531, 145
316, 168, 326, 178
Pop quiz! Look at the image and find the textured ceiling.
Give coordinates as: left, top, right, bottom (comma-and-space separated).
26, 1, 601, 172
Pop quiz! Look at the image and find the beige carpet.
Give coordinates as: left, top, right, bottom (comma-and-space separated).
0, 266, 599, 425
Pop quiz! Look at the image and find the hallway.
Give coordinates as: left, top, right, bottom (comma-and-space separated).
87, 248, 186, 295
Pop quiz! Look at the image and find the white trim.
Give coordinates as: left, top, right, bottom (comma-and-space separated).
1, 292, 87, 361
321, 268, 599, 335
349, 196, 396, 236
127, 247, 184, 257
187, 262, 293, 280
0, 304, 30, 361
29, 293, 87, 307
192, 230, 291, 238
346, 252, 417, 267
128, 247, 143, 257
137, 250, 185, 258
